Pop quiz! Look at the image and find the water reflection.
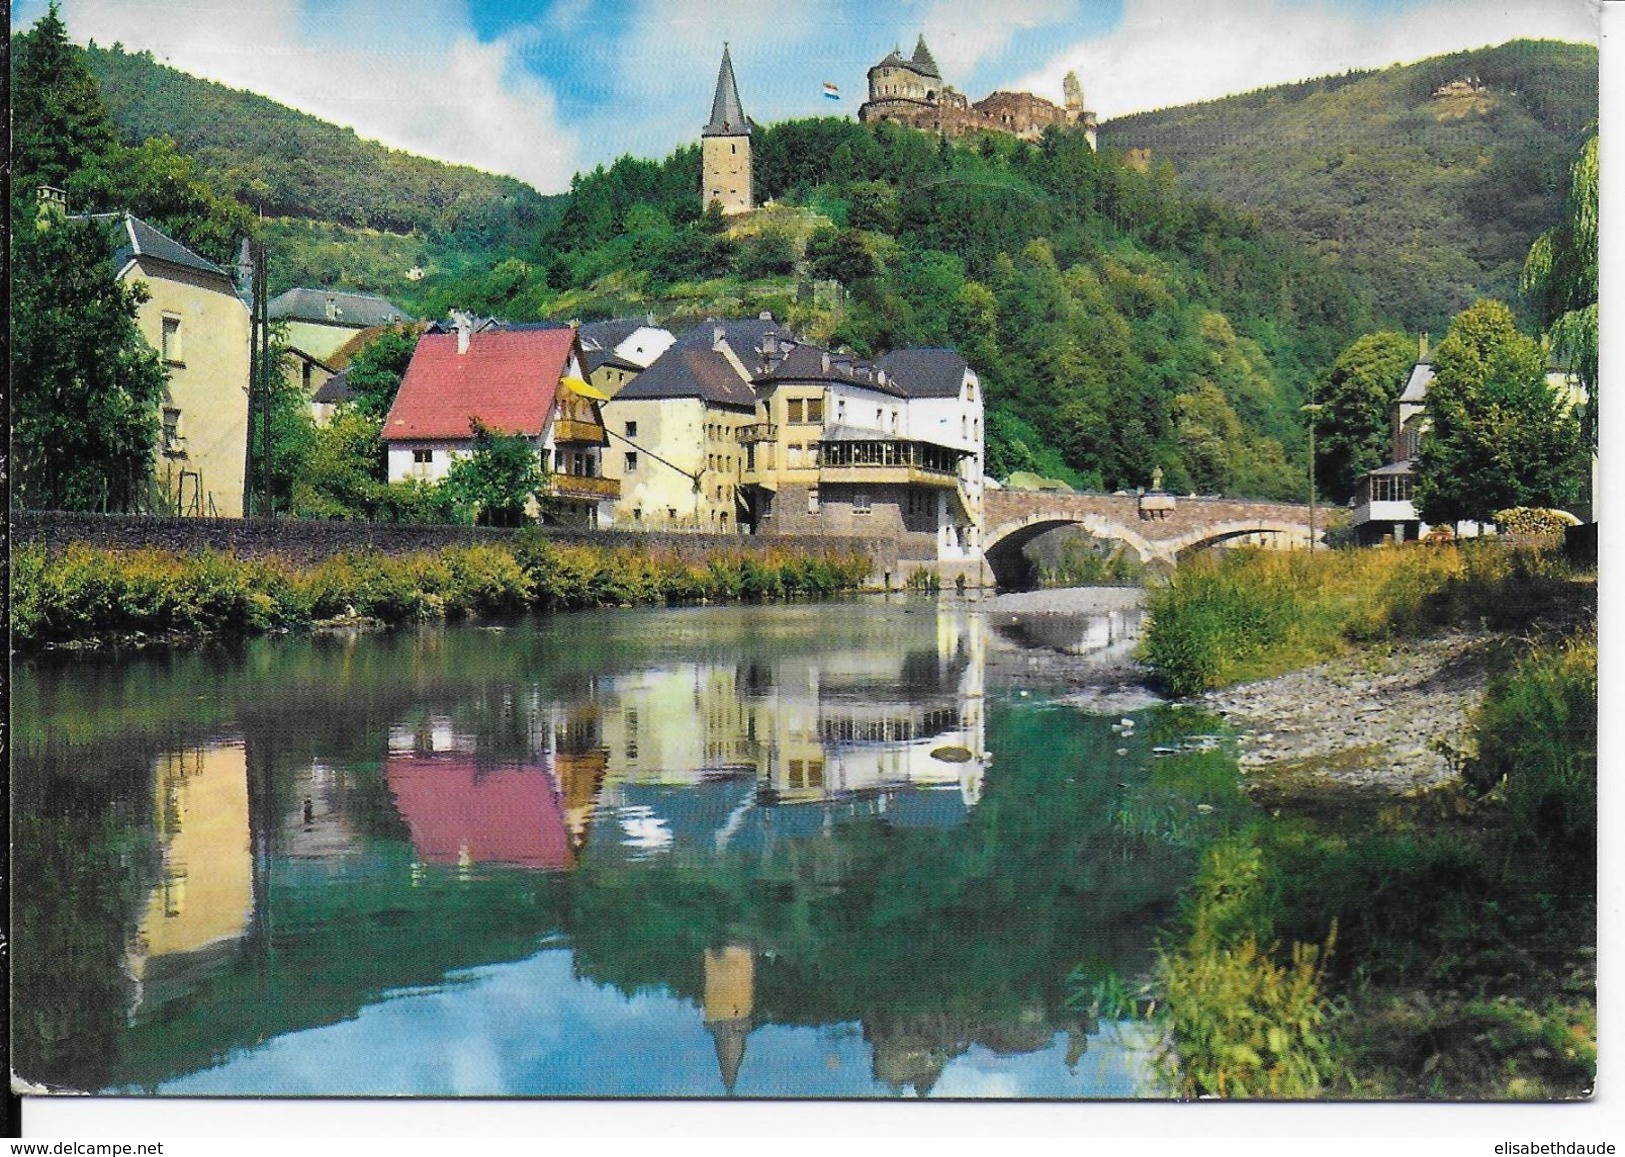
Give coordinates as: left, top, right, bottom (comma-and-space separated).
12, 597, 1230, 1097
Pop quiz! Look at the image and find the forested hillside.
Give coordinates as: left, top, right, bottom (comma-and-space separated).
82, 41, 561, 301
421, 117, 1374, 498
1101, 39, 1596, 333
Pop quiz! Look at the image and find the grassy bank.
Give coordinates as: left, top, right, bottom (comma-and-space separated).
1142, 543, 1583, 696
1135, 545, 1596, 1098
11, 534, 872, 650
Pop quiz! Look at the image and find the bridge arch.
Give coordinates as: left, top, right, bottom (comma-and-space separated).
982, 513, 1158, 588
1163, 520, 1316, 558
981, 513, 1319, 587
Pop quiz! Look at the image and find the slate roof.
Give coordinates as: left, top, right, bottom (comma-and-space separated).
578, 318, 644, 350
911, 35, 942, 78
383, 328, 576, 441
313, 371, 355, 407
1399, 362, 1433, 404
269, 287, 413, 329
77, 212, 232, 282
585, 348, 642, 374
615, 347, 757, 409
871, 48, 912, 72
876, 349, 970, 398
755, 342, 910, 398
703, 44, 751, 137
673, 315, 794, 358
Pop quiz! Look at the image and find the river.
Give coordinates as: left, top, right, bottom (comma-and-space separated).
12, 593, 1250, 1098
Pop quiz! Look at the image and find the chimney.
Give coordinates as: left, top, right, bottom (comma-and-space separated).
35, 185, 66, 226
453, 309, 474, 354
713, 325, 725, 349
646, 311, 656, 326
1419, 332, 1430, 362
758, 310, 773, 321
235, 238, 254, 299
821, 351, 830, 375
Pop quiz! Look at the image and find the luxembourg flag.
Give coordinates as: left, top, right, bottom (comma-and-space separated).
822, 82, 840, 101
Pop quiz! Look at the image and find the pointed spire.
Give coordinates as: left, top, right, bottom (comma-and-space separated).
911, 34, 941, 78
703, 44, 749, 137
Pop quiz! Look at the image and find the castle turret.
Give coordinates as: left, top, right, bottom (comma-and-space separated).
1062, 70, 1098, 150
910, 35, 941, 79
703, 945, 755, 1094
702, 45, 753, 215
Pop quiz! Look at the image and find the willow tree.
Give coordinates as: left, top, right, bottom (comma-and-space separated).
1522, 133, 1598, 445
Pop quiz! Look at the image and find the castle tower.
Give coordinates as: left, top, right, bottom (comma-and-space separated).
702, 45, 753, 215
1062, 70, 1098, 150
703, 945, 755, 1094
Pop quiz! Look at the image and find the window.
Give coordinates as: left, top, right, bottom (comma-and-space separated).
625, 421, 638, 439
807, 443, 820, 466
787, 398, 805, 423
854, 493, 872, 515
632, 508, 642, 521
162, 408, 182, 454
808, 488, 820, 514
837, 400, 846, 423
807, 397, 824, 422
624, 451, 639, 472
413, 448, 433, 464
788, 443, 802, 468
161, 315, 182, 364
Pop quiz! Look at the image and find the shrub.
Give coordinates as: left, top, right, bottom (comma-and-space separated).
1154, 835, 1340, 1098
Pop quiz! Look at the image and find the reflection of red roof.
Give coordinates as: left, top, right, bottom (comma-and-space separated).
383, 329, 576, 440
386, 756, 573, 870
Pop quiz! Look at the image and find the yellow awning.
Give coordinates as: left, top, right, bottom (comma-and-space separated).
561, 376, 611, 401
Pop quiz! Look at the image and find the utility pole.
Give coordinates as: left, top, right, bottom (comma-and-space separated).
1302, 401, 1325, 551
255, 242, 273, 518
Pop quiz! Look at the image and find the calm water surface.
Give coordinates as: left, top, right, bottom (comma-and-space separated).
12, 597, 1243, 1098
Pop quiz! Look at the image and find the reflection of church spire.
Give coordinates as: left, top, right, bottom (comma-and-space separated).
702, 945, 754, 1095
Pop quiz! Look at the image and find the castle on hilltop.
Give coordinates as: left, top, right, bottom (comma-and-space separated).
857, 36, 1097, 149
698, 39, 1098, 216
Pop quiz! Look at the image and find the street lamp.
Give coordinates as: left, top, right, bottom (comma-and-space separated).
1302, 402, 1325, 552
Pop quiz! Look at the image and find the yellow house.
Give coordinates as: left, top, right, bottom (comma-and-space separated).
89, 213, 251, 517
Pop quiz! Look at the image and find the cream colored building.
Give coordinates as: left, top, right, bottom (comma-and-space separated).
89, 214, 251, 517
601, 331, 757, 530
268, 288, 412, 363
130, 743, 254, 994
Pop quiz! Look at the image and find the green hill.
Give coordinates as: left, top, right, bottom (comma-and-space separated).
82, 42, 563, 305
1101, 39, 1597, 333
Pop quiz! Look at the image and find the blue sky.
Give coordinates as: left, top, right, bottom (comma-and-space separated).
12, 0, 1598, 192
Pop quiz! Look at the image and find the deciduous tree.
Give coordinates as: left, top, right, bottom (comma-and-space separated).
1415, 299, 1585, 525
1316, 331, 1416, 502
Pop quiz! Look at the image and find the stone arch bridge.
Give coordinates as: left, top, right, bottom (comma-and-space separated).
981, 490, 1321, 585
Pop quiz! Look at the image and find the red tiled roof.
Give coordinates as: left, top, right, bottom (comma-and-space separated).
386, 756, 573, 871
383, 328, 577, 441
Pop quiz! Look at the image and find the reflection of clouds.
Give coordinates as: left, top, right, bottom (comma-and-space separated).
155, 951, 1153, 1098
617, 807, 674, 852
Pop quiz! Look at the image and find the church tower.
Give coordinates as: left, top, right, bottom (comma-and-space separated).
702, 44, 753, 215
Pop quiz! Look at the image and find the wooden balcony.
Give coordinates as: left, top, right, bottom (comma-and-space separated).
548, 474, 620, 501
738, 422, 778, 444
552, 418, 607, 445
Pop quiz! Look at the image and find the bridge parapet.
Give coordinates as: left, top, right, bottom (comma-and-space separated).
981, 490, 1323, 582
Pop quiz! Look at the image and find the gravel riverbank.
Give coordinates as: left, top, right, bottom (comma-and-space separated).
1201, 633, 1499, 797
970, 586, 1499, 796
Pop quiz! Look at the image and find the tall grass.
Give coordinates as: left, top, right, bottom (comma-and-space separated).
11, 538, 874, 649
1143, 544, 1583, 696
1152, 835, 1340, 1098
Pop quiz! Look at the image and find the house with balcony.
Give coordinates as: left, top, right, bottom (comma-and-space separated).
742, 337, 985, 584
1352, 357, 1432, 545
382, 320, 618, 525
600, 326, 758, 530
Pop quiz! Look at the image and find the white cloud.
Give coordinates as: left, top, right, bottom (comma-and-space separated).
1010, 0, 1598, 117
914, 0, 1076, 78
53, 0, 580, 191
